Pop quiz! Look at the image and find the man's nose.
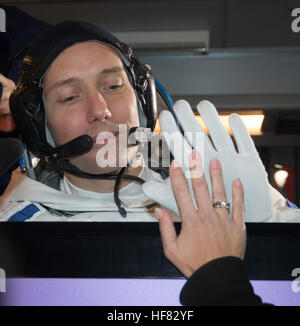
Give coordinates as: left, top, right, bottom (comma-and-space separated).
87, 91, 112, 123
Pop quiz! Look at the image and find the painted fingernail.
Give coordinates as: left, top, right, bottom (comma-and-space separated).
189, 151, 197, 169
233, 178, 242, 188
211, 159, 220, 169
189, 151, 203, 178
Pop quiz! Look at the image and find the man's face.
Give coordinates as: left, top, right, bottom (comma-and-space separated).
43, 41, 140, 174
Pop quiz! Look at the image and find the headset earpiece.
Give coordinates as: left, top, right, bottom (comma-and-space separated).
131, 57, 157, 130
10, 86, 48, 157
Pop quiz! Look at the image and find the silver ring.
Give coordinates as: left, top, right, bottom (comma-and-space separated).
213, 201, 230, 214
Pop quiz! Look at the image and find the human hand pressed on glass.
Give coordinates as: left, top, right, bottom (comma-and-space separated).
155, 151, 246, 278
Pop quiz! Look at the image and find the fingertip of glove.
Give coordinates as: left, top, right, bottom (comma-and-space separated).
197, 99, 214, 110
229, 113, 243, 124
173, 99, 191, 112
228, 113, 248, 132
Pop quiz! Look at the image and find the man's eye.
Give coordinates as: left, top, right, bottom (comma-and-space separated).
106, 84, 122, 91
62, 96, 77, 103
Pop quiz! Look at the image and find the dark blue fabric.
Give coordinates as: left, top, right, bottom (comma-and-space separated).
8, 203, 40, 222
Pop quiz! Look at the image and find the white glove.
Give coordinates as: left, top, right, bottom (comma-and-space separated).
143, 100, 273, 222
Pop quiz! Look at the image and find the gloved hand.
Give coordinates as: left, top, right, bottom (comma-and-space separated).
143, 100, 273, 222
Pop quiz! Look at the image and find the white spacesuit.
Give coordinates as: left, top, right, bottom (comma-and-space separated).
0, 155, 165, 222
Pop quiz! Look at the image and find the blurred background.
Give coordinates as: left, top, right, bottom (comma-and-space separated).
1, 0, 300, 204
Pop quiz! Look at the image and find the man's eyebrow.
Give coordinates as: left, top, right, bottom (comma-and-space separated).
100, 66, 124, 76
47, 67, 124, 93
47, 77, 79, 94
